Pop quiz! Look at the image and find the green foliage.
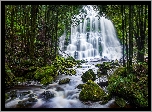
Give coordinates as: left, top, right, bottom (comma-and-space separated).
54, 56, 77, 75
54, 56, 77, 69
79, 80, 106, 101
34, 65, 57, 85
112, 67, 127, 77
81, 69, 96, 83
5, 64, 15, 87
107, 62, 148, 108
41, 76, 54, 85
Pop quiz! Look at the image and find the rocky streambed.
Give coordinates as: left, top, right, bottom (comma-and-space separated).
5, 62, 132, 108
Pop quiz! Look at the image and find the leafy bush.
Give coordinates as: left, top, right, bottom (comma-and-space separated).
34, 65, 57, 85
5, 64, 16, 87
107, 62, 148, 108
81, 69, 96, 83
111, 67, 127, 77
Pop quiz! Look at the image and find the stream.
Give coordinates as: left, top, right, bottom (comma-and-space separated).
5, 61, 132, 108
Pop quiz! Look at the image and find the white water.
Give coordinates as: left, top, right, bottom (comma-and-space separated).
59, 5, 122, 61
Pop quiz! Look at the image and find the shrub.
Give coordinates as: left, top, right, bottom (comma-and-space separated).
107, 63, 148, 108
34, 65, 57, 85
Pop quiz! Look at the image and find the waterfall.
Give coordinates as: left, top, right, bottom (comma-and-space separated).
59, 5, 122, 61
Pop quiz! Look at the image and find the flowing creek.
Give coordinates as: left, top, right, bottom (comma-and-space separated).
5, 61, 118, 108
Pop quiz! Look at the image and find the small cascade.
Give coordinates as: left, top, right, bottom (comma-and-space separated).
59, 5, 122, 61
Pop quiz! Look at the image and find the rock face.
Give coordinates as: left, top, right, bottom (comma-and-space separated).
79, 80, 106, 101
58, 78, 70, 85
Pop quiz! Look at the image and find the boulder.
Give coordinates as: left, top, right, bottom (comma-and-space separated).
41, 91, 54, 100
56, 86, 64, 91
76, 84, 85, 89
79, 80, 106, 101
115, 96, 126, 108
58, 78, 70, 85
81, 69, 96, 83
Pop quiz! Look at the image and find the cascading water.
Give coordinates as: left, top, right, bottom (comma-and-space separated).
59, 5, 122, 61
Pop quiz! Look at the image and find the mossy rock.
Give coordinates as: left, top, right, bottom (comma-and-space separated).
115, 96, 126, 108
99, 94, 112, 105
70, 69, 76, 75
79, 80, 106, 101
81, 69, 96, 83
59, 78, 70, 85
76, 84, 85, 89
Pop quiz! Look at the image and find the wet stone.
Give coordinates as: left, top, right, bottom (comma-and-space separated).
56, 86, 64, 91
41, 91, 54, 100
17, 101, 28, 108
28, 97, 38, 102
59, 78, 70, 85
28, 93, 36, 98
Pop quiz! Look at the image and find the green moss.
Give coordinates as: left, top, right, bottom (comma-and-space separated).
81, 69, 96, 83
115, 97, 126, 108
70, 69, 76, 75
79, 80, 106, 101
59, 78, 70, 85
76, 84, 85, 89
